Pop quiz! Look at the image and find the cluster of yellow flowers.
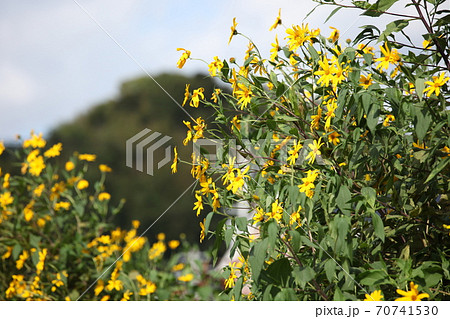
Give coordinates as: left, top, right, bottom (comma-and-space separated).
173, 6, 449, 301
364, 282, 429, 301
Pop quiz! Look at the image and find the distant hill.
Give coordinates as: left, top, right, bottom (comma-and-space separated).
48, 73, 224, 243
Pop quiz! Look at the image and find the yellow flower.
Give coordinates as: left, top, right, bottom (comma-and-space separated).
357, 43, 374, 55
328, 131, 340, 146
106, 278, 123, 291
99, 164, 112, 172
364, 290, 383, 301
27, 153, 46, 176
383, 114, 395, 127
171, 147, 178, 174
208, 56, 223, 77
157, 232, 165, 241
168, 240, 180, 249
270, 34, 280, 61
1, 246, 13, 260
121, 290, 133, 301
65, 161, 75, 171
190, 87, 205, 108
100, 295, 110, 301
306, 138, 324, 164
224, 262, 238, 289
423, 72, 449, 97
77, 179, 89, 190
375, 43, 400, 71
182, 83, 191, 106
360, 74, 373, 89
148, 241, 166, 260
44, 143, 62, 158
98, 192, 111, 201
285, 24, 313, 51
269, 8, 282, 31
33, 184, 45, 197
172, 263, 184, 272
0, 192, 14, 209
226, 165, 250, 194
395, 282, 429, 301
266, 199, 283, 223
199, 218, 206, 243
298, 169, 319, 198
24, 200, 35, 222
252, 207, 265, 224
211, 88, 221, 103
328, 26, 339, 42
23, 131, 46, 149
178, 273, 194, 282
54, 201, 71, 211
0, 141, 5, 156
2, 173, 10, 189
176, 48, 191, 69
287, 140, 303, 166
422, 39, 431, 49
290, 206, 302, 227
228, 17, 238, 44
314, 56, 336, 87
231, 115, 241, 131
36, 248, 47, 275
234, 83, 252, 109
78, 153, 96, 162
193, 193, 203, 216
16, 250, 29, 270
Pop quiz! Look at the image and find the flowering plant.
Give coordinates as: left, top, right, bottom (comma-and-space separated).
0, 134, 222, 300
176, 0, 449, 300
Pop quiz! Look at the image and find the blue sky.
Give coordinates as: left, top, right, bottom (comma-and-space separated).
0, 0, 419, 142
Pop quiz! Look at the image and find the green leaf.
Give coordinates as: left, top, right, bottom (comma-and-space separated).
249, 238, 269, 282
233, 277, 244, 301
415, 78, 426, 101
12, 244, 22, 260
265, 258, 292, 286
293, 266, 316, 289
379, 19, 409, 42
289, 230, 301, 252
359, 269, 388, 286
366, 103, 380, 134
325, 6, 343, 24
336, 185, 352, 215
371, 212, 385, 242
203, 212, 215, 237
224, 226, 234, 248
424, 157, 449, 183
363, 0, 398, 17
414, 107, 432, 142
268, 220, 278, 249
324, 259, 336, 282
235, 217, 248, 232
361, 187, 377, 208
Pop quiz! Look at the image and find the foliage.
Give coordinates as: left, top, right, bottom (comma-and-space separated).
0, 135, 223, 300
176, 0, 450, 300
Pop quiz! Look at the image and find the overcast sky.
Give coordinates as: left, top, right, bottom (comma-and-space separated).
0, 0, 421, 142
